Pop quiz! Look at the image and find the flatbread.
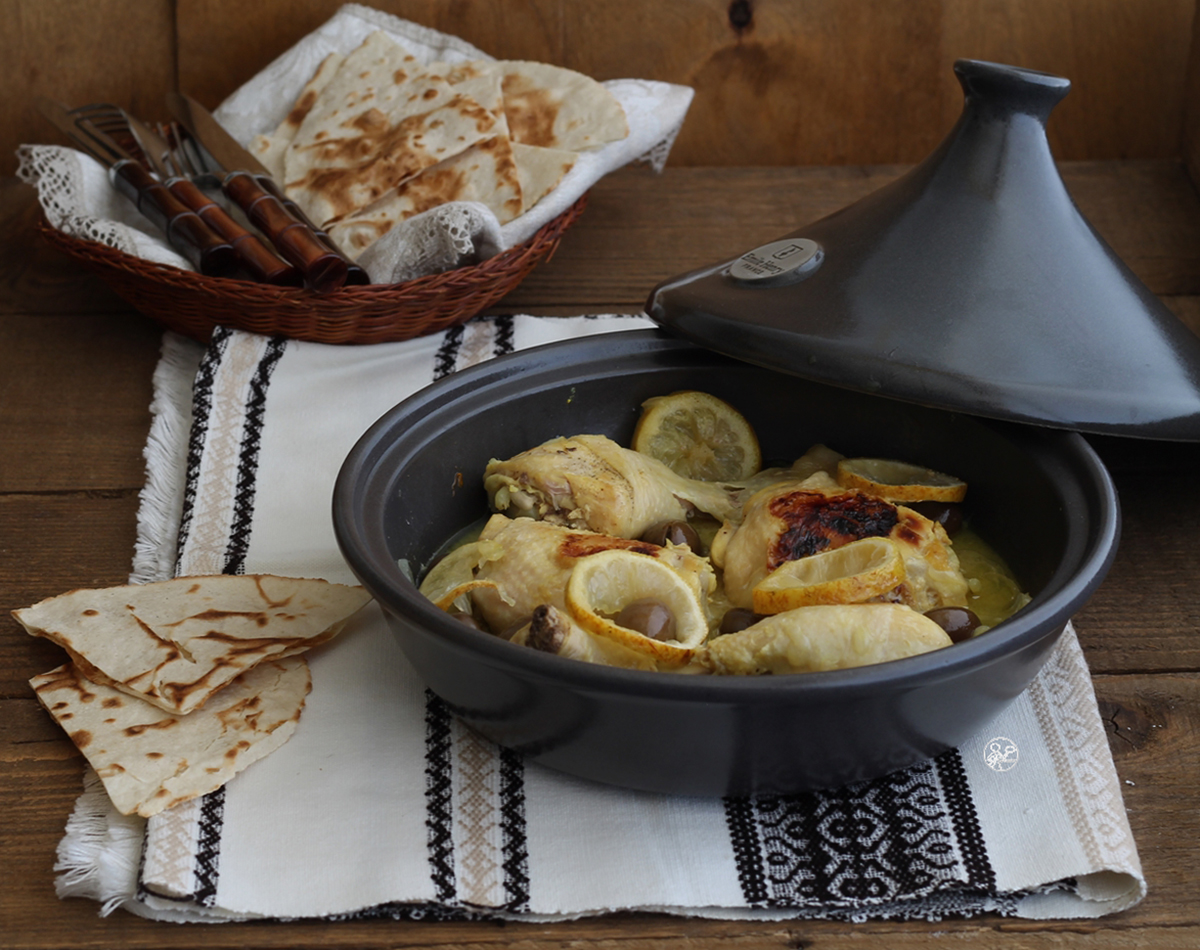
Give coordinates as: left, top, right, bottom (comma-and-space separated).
31, 657, 311, 817
250, 50, 346, 182
327, 137, 579, 257
429, 59, 509, 133
499, 60, 628, 151
13, 574, 371, 715
511, 141, 577, 212
284, 31, 498, 226
328, 133, 524, 257
260, 39, 621, 254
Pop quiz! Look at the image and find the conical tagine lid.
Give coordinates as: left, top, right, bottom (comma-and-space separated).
647, 59, 1200, 440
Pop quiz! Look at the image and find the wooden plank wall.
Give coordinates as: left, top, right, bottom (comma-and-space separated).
3, 0, 1197, 176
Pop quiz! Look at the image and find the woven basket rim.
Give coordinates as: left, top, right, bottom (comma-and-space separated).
37, 194, 587, 301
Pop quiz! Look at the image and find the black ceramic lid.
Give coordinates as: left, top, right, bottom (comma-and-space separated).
647, 59, 1200, 441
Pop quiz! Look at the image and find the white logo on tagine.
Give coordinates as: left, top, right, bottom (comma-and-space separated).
985, 737, 1019, 772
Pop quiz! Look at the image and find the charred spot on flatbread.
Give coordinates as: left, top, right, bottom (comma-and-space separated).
499, 61, 627, 151
328, 132, 526, 257
283, 32, 500, 227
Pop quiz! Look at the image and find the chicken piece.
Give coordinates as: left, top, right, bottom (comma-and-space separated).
509, 604, 658, 671
483, 434, 740, 539
713, 478, 968, 612
468, 514, 717, 635
724, 444, 845, 513
698, 603, 953, 674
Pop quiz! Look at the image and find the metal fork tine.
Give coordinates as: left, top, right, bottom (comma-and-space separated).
159, 122, 199, 182
154, 122, 183, 177
161, 121, 222, 190
67, 102, 150, 170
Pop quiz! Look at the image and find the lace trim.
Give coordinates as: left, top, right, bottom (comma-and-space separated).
16, 144, 138, 254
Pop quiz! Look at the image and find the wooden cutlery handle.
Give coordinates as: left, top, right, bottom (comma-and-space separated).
222, 171, 348, 293
166, 177, 302, 287
254, 176, 371, 286
109, 160, 238, 278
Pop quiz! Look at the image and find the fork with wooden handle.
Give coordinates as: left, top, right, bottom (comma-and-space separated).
36, 97, 239, 279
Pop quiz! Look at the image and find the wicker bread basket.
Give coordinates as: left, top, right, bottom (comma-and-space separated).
39, 194, 587, 345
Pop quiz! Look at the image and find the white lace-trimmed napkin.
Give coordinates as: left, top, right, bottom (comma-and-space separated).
15, 4, 693, 284
53, 315, 1146, 923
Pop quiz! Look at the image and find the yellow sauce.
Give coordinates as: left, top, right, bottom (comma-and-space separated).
952, 527, 1031, 631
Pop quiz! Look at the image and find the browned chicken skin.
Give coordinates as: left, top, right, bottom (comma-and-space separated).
766, 490, 899, 567
714, 477, 969, 612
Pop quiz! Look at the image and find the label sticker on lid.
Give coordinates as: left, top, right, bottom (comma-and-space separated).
729, 238, 822, 282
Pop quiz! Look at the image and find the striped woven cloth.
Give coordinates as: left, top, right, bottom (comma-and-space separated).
54, 315, 1145, 922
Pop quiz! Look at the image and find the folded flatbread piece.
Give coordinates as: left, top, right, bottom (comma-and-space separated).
31, 657, 311, 817
327, 138, 579, 258
499, 60, 628, 151
431, 59, 509, 133
284, 31, 498, 226
328, 134, 524, 257
511, 141, 577, 210
13, 574, 371, 715
250, 50, 346, 182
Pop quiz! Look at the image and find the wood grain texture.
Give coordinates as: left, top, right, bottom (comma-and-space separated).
1073, 473, 1200, 672
0, 181, 125, 315
4, 0, 1195, 173
1186, 2, 1200, 185
0, 492, 146, 698
0, 0, 176, 177
498, 160, 1200, 311
169, 0, 1195, 165
0, 314, 161, 493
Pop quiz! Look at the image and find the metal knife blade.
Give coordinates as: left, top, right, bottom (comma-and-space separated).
166, 92, 368, 291
36, 97, 238, 278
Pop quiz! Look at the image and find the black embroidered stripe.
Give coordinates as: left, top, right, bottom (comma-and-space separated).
325, 901, 486, 922
491, 314, 515, 356
193, 786, 227, 906
727, 756, 978, 910
222, 335, 287, 576
133, 786, 227, 906
141, 328, 232, 908
935, 748, 997, 892
174, 326, 231, 572
189, 336, 287, 901
497, 745, 530, 912
424, 690, 457, 903
433, 325, 465, 380
724, 796, 770, 906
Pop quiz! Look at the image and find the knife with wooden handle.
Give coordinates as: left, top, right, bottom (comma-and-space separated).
125, 116, 303, 287
36, 98, 239, 279
166, 92, 370, 292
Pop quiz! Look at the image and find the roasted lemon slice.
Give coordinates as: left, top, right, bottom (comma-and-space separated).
632, 390, 761, 481
836, 457, 967, 503
752, 537, 906, 614
418, 540, 504, 612
564, 549, 709, 666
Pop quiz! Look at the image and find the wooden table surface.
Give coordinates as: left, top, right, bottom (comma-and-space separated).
2, 162, 1199, 949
